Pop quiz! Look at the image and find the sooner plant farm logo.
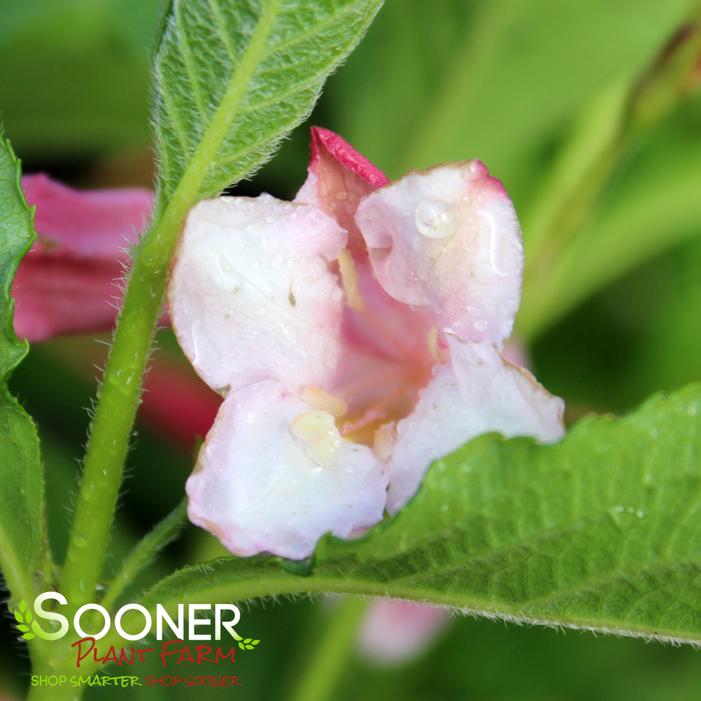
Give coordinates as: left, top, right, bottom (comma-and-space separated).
15, 593, 261, 690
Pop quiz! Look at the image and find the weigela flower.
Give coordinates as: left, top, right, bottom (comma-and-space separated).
14, 175, 152, 341
169, 128, 565, 560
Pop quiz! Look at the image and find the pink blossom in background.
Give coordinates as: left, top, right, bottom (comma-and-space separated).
169, 127, 565, 560
13, 174, 152, 341
141, 358, 221, 450
358, 599, 450, 665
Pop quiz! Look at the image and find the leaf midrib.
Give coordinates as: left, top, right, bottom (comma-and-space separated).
159, 0, 283, 212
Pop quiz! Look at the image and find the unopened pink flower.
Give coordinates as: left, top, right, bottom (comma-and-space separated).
13, 175, 152, 341
169, 127, 565, 560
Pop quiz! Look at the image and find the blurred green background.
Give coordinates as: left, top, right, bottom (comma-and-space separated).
2, 0, 701, 698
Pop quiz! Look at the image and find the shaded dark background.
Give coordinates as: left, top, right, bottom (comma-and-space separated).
1, 0, 701, 698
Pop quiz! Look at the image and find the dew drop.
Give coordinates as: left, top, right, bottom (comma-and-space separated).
415, 199, 456, 239
279, 555, 316, 576
479, 210, 509, 277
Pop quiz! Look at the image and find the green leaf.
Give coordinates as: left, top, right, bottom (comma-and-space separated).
144, 383, 701, 644
152, 0, 384, 210
21, 631, 35, 640
17, 623, 29, 633
0, 134, 46, 604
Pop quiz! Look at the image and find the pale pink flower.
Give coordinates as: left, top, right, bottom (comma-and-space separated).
169, 127, 565, 560
358, 599, 449, 665
13, 175, 152, 341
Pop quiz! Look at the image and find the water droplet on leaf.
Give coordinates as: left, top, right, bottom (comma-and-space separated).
279, 555, 316, 576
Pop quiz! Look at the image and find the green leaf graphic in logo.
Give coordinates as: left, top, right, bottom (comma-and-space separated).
13, 600, 51, 641
13, 600, 35, 640
231, 630, 261, 651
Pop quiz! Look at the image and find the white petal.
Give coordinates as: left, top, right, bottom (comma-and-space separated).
169, 195, 346, 393
356, 162, 523, 346
387, 340, 564, 513
187, 380, 388, 560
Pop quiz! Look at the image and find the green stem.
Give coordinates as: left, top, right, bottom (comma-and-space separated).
60, 0, 282, 608
26, 638, 82, 701
288, 597, 368, 701
101, 499, 187, 611
59, 208, 184, 606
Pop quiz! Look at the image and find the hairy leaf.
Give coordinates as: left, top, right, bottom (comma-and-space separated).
152, 0, 383, 210
145, 384, 701, 644
0, 134, 46, 603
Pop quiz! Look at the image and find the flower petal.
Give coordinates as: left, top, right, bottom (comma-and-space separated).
356, 162, 523, 346
13, 175, 152, 341
386, 339, 564, 513
358, 599, 449, 665
22, 174, 152, 256
187, 380, 388, 559
13, 257, 126, 342
296, 127, 388, 256
169, 195, 346, 394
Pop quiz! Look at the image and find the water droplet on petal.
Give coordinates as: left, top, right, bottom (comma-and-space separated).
415, 199, 456, 239
479, 210, 509, 277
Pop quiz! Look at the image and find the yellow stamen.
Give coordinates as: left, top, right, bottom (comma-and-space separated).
289, 410, 342, 467
427, 326, 450, 363
373, 422, 396, 462
302, 387, 348, 418
338, 249, 363, 311
428, 327, 440, 362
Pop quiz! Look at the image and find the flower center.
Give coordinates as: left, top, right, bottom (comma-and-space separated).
294, 248, 437, 463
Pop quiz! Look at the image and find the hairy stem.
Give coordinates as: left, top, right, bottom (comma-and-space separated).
59, 209, 184, 605
59, 0, 282, 606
